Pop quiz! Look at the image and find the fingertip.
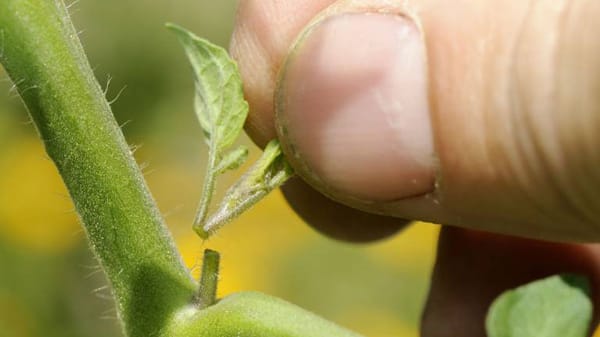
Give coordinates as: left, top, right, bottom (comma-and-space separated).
229, 0, 335, 147
276, 11, 435, 202
282, 178, 408, 243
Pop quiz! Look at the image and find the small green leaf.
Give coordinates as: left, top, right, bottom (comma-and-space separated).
166, 23, 248, 150
167, 23, 251, 228
214, 146, 248, 175
199, 139, 294, 238
486, 274, 592, 337
168, 23, 295, 239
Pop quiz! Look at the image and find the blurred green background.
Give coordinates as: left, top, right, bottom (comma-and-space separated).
0, 1, 439, 336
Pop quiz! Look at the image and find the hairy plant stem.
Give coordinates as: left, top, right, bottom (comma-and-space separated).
0, 1, 369, 336
193, 144, 217, 233
0, 0, 196, 336
198, 249, 220, 308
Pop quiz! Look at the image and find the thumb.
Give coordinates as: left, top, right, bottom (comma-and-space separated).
232, 0, 600, 241
276, 2, 433, 203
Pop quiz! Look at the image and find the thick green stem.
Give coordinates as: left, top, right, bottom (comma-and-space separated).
0, 1, 368, 336
0, 1, 196, 336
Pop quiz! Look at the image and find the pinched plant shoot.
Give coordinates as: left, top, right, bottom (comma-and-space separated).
167, 24, 294, 239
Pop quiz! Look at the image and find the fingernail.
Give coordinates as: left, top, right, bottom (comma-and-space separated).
277, 13, 435, 202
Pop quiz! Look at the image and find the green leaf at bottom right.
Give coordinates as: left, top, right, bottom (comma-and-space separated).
486, 274, 592, 337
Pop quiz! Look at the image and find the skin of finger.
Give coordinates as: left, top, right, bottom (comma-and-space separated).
230, 0, 336, 148
281, 178, 408, 243
389, 0, 600, 241
231, 0, 409, 242
232, 0, 600, 241
421, 227, 600, 337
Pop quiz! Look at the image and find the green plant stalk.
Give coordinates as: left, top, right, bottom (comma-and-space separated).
198, 249, 220, 309
201, 139, 294, 238
193, 143, 217, 230
0, 0, 197, 336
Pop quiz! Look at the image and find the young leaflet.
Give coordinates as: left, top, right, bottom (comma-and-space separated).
486, 274, 592, 337
167, 24, 294, 239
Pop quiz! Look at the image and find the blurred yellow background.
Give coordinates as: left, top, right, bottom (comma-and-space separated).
0, 1, 439, 336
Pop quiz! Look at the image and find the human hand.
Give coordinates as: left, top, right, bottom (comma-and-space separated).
230, 0, 600, 335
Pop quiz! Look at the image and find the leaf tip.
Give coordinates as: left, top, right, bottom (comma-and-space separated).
486, 274, 593, 337
164, 22, 183, 33
165, 22, 194, 43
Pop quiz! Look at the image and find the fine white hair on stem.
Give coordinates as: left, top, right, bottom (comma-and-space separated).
51, 191, 72, 200
84, 267, 104, 279
92, 285, 113, 301
16, 84, 38, 97
103, 74, 112, 96
66, 0, 82, 16
119, 119, 132, 129
129, 143, 143, 154
108, 85, 127, 105
66, 0, 81, 10
92, 285, 110, 293
70, 228, 85, 237
99, 308, 118, 321
8, 78, 25, 94
19, 115, 34, 125
142, 168, 157, 177
139, 161, 150, 172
